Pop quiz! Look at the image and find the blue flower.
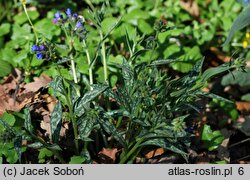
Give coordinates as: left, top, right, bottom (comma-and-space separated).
39, 45, 46, 51
36, 52, 45, 60
31, 45, 39, 52
75, 21, 82, 29
54, 11, 63, 20
66, 8, 72, 17
244, 0, 249, 3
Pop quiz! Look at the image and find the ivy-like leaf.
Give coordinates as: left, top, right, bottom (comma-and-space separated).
50, 101, 62, 143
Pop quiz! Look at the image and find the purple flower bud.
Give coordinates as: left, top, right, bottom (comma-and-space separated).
36, 52, 45, 60
31, 45, 39, 52
39, 45, 46, 51
66, 8, 72, 17
52, 19, 58, 24
72, 13, 78, 18
75, 21, 82, 29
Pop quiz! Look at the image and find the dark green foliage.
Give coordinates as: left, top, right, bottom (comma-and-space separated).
50, 101, 62, 143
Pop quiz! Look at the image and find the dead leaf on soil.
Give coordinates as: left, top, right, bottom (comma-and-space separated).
0, 70, 51, 116
236, 101, 250, 112
98, 148, 119, 163
23, 74, 51, 93
180, 0, 200, 17
144, 148, 165, 159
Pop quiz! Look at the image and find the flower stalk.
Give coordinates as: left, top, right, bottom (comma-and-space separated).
99, 31, 108, 83
21, 0, 38, 43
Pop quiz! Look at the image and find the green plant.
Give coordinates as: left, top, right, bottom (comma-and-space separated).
0, 0, 248, 164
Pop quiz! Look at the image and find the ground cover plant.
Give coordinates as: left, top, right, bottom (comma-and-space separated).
0, 0, 249, 164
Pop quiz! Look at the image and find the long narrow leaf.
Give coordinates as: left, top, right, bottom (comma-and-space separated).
223, 5, 250, 45
74, 84, 108, 117
50, 101, 62, 143
98, 117, 127, 149
24, 108, 33, 133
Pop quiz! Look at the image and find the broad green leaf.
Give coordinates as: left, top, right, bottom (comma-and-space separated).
1, 143, 18, 163
38, 148, 53, 163
123, 9, 150, 25
223, 5, 250, 45
0, 48, 17, 66
11, 24, 34, 45
0, 61, 12, 77
138, 19, 154, 35
13, 49, 28, 64
101, 17, 117, 34
242, 93, 250, 101
201, 124, 224, 151
50, 101, 62, 143
14, 11, 39, 25
2, 112, 15, 126
74, 84, 108, 117
0, 23, 10, 37
69, 156, 85, 164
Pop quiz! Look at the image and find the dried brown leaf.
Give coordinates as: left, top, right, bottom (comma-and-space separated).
145, 148, 165, 159
180, 0, 200, 17
23, 74, 51, 93
98, 148, 119, 163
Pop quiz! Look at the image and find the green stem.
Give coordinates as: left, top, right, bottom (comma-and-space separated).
70, 57, 78, 84
149, 31, 159, 63
62, 27, 78, 83
119, 139, 143, 164
65, 90, 79, 155
83, 40, 93, 89
21, 1, 38, 43
99, 31, 108, 83
116, 117, 123, 128
55, 65, 79, 154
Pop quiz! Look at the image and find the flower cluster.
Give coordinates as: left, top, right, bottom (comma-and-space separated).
52, 8, 87, 39
242, 32, 250, 48
31, 44, 46, 59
